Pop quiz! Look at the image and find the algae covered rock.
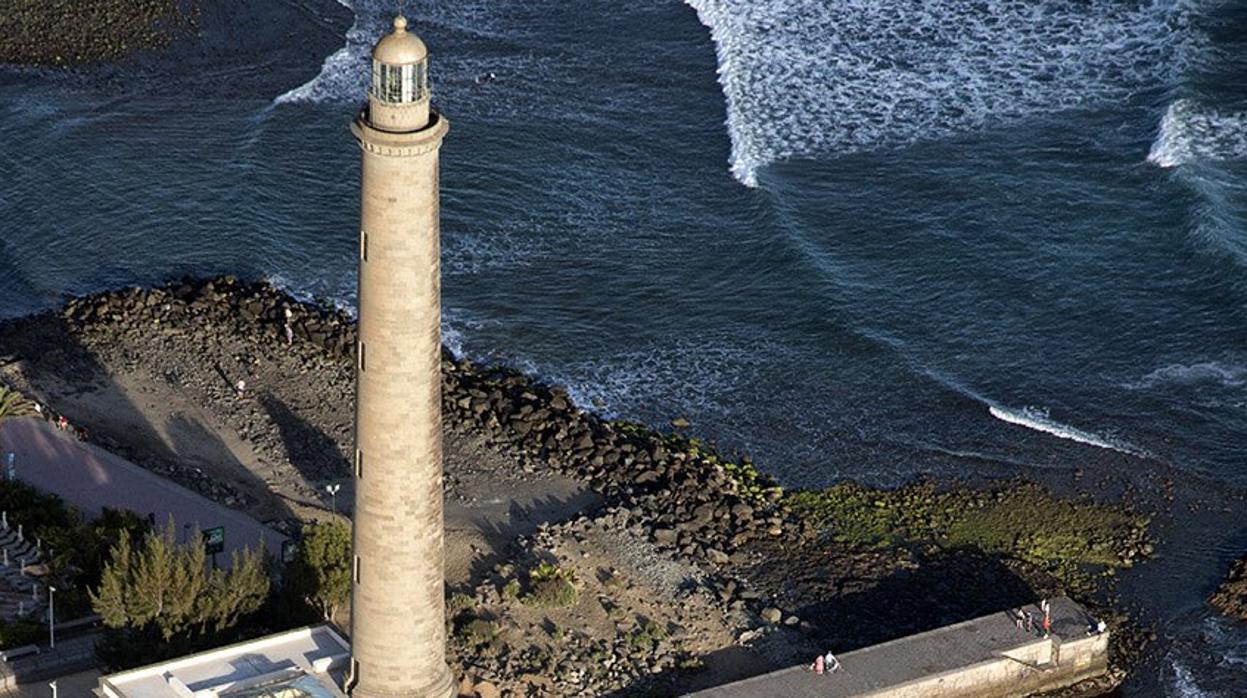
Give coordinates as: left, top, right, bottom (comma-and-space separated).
1210, 556, 1247, 621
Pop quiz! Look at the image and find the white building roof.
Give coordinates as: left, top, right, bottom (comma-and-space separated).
97, 625, 349, 698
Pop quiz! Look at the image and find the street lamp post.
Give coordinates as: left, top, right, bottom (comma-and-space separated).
325, 484, 341, 515
49, 680, 57, 698
48, 585, 56, 649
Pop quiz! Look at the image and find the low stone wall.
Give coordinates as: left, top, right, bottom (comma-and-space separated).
866, 634, 1108, 698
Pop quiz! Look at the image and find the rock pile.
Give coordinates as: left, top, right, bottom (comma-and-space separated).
1210, 555, 1247, 621
0, 0, 199, 66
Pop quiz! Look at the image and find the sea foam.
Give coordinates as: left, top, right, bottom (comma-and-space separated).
988, 405, 1145, 458
1169, 661, 1213, 698
684, 0, 1202, 186
1129, 361, 1247, 389
276, 0, 366, 104
1148, 100, 1247, 168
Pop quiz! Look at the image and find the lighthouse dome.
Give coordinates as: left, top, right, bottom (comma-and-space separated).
372, 16, 427, 65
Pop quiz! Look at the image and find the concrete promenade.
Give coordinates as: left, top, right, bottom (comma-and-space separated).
687, 597, 1107, 697
0, 419, 284, 560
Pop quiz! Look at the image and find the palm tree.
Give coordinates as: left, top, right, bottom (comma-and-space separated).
0, 385, 35, 456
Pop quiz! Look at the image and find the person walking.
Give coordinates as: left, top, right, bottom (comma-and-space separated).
824, 650, 841, 674
283, 307, 294, 346
810, 655, 825, 675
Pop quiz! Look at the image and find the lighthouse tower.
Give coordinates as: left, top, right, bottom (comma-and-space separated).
347, 16, 453, 698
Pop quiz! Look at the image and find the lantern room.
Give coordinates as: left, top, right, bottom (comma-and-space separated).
367, 16, 432, 133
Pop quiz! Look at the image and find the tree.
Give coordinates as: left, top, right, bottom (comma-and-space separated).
0, 385, 35, 455
202, 548, 269, 633
287, 521, 351, 623
90, 530, 131, 629
90, 519, 270, 644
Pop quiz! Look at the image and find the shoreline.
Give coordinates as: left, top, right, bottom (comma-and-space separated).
0, 276, 1172, 695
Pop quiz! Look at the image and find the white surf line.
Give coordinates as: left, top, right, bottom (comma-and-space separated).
988, 404, 1148, 458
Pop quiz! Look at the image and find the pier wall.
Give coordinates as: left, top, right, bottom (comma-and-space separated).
863, 633, 1108, 697
685, 597, 1111, 698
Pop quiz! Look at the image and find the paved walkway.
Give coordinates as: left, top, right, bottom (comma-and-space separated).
686, 597, 1100, 697
0, 419, 284, 561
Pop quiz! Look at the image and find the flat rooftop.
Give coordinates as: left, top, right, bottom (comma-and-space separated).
97, 625, 349, 698
686, 596, 1101, 697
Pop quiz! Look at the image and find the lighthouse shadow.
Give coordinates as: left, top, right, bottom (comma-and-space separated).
258, 392, 351, 488
448, 488, 604, 589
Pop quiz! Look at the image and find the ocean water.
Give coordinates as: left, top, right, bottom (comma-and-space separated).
1, 0, 1245, 694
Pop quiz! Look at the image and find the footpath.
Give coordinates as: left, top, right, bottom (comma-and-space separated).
0, 419, 284, 560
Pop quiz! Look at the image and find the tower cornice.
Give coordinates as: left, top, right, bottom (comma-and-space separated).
350, 110, 449, 158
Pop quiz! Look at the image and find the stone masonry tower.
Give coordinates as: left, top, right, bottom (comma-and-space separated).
347, 16, 453, 698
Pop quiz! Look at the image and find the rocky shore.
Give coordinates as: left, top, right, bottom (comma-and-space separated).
0, 276, 1156, 696
0, 1, 199, 66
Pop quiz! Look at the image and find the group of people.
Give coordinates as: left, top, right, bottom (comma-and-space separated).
809, 650, 841, 675
34, 402, 89, 442
1012, 599, 1053, 637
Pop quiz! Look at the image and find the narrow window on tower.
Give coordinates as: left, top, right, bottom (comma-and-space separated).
359, 229, 368, 261
353, 555, 361, 584
355, 449, 363, 479
358, 341, 366, 372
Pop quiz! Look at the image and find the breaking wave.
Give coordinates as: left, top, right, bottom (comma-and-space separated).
988, 405, 1145, 457
276, 0, 367, 104
683, 0, 1202, 186
1149, 100, 1247, 168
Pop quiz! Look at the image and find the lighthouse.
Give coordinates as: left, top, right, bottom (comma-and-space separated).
347, 16, 453, 698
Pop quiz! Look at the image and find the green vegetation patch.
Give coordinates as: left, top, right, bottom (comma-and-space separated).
626, 618, 667, 652
452, 611, 504, 656
520, 562, 579, 609
787, 481, 1149, 583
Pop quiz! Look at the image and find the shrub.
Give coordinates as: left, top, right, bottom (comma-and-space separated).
500, 578, 521, 602
454, 613, 503, 655
627, 618, 666, 651
448, 592, 475, 614
521, 563, 578, 609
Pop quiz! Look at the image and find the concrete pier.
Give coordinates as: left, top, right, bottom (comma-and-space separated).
686, 596, 1109, 698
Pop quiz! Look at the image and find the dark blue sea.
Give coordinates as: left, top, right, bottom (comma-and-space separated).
1, 1, 1244, 693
